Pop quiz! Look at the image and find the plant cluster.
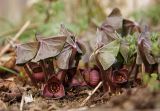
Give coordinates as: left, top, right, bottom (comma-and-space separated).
16, 8, 160, 99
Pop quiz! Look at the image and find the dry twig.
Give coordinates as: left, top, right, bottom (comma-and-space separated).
20, 93, 24, 111
80, 81, 102, 106
0, 21, 31, 58
0, 23, 37, 37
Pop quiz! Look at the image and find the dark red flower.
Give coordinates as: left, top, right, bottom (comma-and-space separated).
43, 76, 65, 99
110, 68, 128, 84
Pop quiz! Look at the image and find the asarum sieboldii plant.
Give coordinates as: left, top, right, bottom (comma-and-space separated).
91, 8, 143, 93
16, 41, 40, 86
15, 8, 160, 99
56, 24, 86, 86
15, 24, 85, 99
91, 39, 121, 92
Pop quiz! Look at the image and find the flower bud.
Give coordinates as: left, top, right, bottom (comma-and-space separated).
32, 65, 45, 82
81, 68, 100, 87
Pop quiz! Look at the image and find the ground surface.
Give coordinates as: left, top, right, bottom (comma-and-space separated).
0, 77, 160, 111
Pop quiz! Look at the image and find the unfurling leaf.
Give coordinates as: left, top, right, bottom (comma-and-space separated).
122, 19, 141, 36
102, 8, 123, 30
96, 40, 120, 70
32, 35, 67, 62
97, 8, 122, 45
138, 29, 156, 65
16, 42, 39, 65
137, 28, 156, 73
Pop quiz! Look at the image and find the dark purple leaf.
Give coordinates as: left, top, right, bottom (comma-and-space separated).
16, 42, 39, 65
138, 29, 156, 73
56, 45, 73, 69
97, 24, 118, 45
57, 25, 85, 69
32, 35, 67, 62
60, 24, 75, 46
102, 8, 122, 30
122, 19, 141, 36
97, 8, 122, 45
138, 29, 156, 65
60, 24, 74, 37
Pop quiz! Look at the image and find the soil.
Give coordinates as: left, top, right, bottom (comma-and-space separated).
0, 77, 160, 111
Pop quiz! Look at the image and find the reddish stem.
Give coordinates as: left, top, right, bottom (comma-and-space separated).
95, 54, 109, 92
40, 60, 48, 82
58, 70, 67, 82
128, 57, 139, 81
24, 63, 38, 87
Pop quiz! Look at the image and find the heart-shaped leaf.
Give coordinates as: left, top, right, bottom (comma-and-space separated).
97, 25, 118, 45
60, 24, 74, 38
96, 8, 122, 46
16, 42, 39, 65
138, 29, 156, 65
56, 45, 73, 69
120, 40, 129, 63
102, 8, 123, 30
32, 35, 67, 62
60, 24, 75, 46
57, 24, 85, 69
96, 40, 120, 70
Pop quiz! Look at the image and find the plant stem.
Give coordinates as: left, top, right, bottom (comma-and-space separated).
24, 63, 37, 87
40, 60, 48, 82
128, 57, 139, 82
46, 59, 55, 78
95, 54, 109, 92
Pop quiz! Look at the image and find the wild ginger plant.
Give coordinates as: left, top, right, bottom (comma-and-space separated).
15, 8, 160, 99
